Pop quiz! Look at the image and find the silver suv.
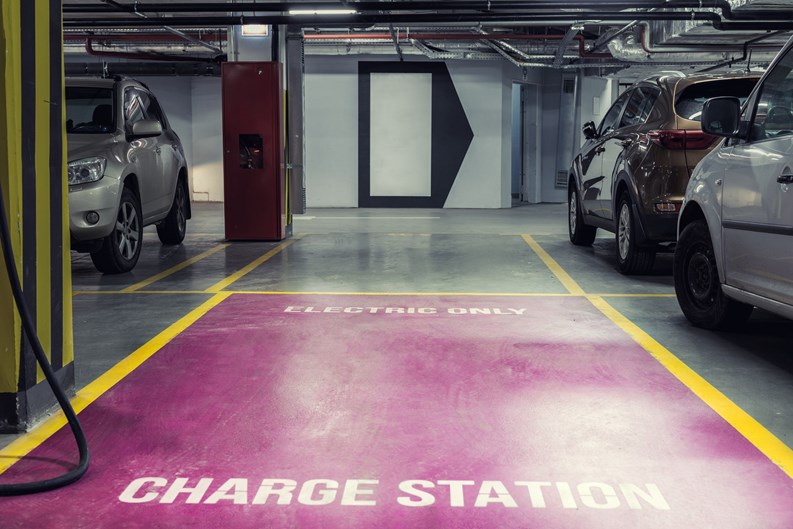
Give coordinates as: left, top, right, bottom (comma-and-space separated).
674, 36, 793, 328
66, 77, 190, 273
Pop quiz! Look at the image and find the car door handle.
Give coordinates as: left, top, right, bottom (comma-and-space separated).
777, 168, 793, 184
594, 147, 606, 154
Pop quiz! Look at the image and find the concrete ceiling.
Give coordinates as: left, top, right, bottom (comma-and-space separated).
61, 0, 793, 75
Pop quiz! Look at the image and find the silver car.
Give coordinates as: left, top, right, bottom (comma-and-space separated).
66, 77, 190, 273
674, 36, 793, 328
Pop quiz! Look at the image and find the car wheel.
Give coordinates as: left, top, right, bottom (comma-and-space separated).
91, 187, 143, 274
568, 186, 597, 246
615, 193, 655, 274
157, 178, 188, 245
673, 219, 753, 329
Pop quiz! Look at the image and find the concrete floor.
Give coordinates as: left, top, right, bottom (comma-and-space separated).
1, 202, 792, 526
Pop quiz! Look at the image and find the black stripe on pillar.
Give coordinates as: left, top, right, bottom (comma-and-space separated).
19, 0, 38, 391
50, 0, 63, 371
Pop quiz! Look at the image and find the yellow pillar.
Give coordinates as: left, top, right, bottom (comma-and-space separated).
0, 0, 73, 432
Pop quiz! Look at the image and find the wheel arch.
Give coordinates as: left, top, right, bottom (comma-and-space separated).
178, 166, 192, 219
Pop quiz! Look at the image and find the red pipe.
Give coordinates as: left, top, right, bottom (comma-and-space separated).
303, 32, 611, 58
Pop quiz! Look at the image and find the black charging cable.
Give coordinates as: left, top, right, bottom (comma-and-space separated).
0, 182, 89, 495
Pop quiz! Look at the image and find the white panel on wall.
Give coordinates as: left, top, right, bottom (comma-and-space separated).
369, 73, 432, 197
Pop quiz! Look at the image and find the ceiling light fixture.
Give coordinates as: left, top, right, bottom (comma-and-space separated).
288, 9, 358, 16
242, 24, 269, 36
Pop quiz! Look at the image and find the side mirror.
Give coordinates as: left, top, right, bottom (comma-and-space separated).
701, 97, 742, 138
583, 121, 598, 140
129, 119, 162, 139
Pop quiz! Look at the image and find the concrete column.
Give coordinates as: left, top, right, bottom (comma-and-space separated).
0, 0, 73, 432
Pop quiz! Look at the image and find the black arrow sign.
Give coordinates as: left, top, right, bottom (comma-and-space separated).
359, 62, 474, 208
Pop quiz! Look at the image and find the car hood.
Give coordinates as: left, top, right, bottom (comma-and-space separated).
66, 133, 118, 162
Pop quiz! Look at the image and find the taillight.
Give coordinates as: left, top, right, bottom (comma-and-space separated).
644, 130, 717, 150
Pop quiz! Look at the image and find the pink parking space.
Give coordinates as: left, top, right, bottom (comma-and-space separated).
1, 294, 792, 528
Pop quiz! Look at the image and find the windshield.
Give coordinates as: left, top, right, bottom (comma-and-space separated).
675, 78, 758, 122
65, 87, 115, 134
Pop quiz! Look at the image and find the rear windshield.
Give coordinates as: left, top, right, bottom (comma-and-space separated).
65, 87, 115, 134
675, 78, 758, 121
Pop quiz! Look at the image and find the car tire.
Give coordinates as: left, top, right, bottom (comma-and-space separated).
615, 193, 655, 274
568, 186, 597, 246
90, 187, 143, 274
157, 178, 188, 245
674, 219, 753, 329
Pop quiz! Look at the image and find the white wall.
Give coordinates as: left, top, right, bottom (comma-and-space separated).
304, 57, 359, 207
138, 76, 194, 188
303, 56, 543, 208
190, 78, 224, 202
444, 60, 511, 208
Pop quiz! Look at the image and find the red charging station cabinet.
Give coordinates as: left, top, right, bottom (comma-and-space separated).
221, 62, 288, 240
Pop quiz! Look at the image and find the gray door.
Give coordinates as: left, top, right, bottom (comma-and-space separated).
723, 46, 793, 306
521, 84, 540, 204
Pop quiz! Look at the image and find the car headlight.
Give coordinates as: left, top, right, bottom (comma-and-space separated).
68, 157, 106, 185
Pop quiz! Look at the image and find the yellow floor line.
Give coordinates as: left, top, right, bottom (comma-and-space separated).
521, 234, 586, 295
0, 292, 231, 476
120, 243, 230, 293
590, 295, 793, 480
71, 289, 678, 298
204, 236, 302, 293
521, 234, 793, 480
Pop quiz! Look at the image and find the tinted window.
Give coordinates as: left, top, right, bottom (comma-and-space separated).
750, 48, 793, 141
124, 88, 147, 129
65, 87, 114, 134
145, 96, 168, 129
598, 90, 631, 136
675, 78, 758, 122
620, 86, 660, 128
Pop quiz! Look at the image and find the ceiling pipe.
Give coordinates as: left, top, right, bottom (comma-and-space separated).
699, 30, 788, 72
84, 38, 224, 63
61, 0, 793, 21
66, 61, 221, 76
636, 23, 786, 53
64, 33, 225, 43
96, 0, 226, 54
62, 12, 793, 31
304, 32, 611, 58
607, 33, 734, 62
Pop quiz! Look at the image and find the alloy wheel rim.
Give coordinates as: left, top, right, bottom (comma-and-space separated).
115, 201, 139, 261
176, 184, 186, 235
618, 204, 630, 260
569, 193, 577, 234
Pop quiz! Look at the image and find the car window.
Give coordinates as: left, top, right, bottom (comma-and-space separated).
598, 90, 631, 136
749, 48, 793, 142
65, 87, 114, 134
675, 78, 758, 122
124, 88, 147, 129
619, 86, 660, 128
145, 96, 168, 129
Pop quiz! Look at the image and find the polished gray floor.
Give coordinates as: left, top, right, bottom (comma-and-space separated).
2, 202, 791, 454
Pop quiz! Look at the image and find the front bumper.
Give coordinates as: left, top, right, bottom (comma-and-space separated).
68, 176, 121, 242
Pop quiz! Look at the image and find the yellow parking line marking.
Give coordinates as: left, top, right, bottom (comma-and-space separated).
204, 236, 303, 293
120, 243, 230, 293
521, 234, 586, 296
521, 234, 793, 480
590, 295, 793, 480
0, 292, 231, 476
